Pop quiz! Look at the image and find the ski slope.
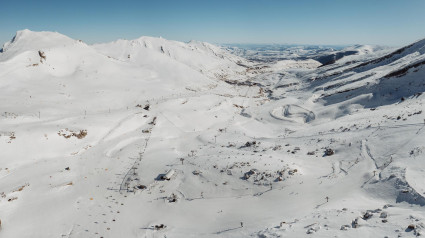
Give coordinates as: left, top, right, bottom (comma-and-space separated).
1, 30, 425, 238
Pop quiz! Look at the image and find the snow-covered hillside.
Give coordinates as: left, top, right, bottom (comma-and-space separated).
310, 38, 425, 108
1, 30, 425, 238
92, 37, 247, 80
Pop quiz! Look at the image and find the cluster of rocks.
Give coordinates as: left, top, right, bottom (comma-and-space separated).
57, 128, 87, 139
243, 167, 298, 184
153, 224, 166, 230
167, 193, 178, 203
338, 205, 423, 234
350, 209, 387, 229
324, 148, 334, 156
305, 223, 321, 234
240, 141, 259, 149
288, 147, 301, 154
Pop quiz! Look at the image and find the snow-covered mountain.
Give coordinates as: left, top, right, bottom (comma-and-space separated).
309, 38, 425, 108
313, 44, 392, 66
92, 37, 247, 80
1, 30, 425, 238
0, 30, 250, 117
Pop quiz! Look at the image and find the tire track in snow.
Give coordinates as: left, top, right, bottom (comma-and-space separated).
360, 139, 382, 188
361, 139, 379, 170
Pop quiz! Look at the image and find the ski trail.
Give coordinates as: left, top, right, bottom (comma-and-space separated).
99, 113, 141, 143
361, 139, 379, 170
360, 139, 382, 188
339, 161, 348, 175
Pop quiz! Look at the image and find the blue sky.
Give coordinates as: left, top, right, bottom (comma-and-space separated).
1, 0, 425, 46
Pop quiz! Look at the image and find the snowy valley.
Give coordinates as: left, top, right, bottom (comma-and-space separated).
1, 30, 425, 238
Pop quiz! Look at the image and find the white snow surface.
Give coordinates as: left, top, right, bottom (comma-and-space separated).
1, 30, 425, 238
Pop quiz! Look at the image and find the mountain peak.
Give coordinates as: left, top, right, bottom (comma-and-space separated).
1, 29, 78, 55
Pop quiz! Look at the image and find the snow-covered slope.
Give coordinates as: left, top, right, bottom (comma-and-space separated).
313, 44, 392, 66
309, 38, 425, 108
92, 36, 249, 81
0, 30, 238, 117
1, 30, 425, 238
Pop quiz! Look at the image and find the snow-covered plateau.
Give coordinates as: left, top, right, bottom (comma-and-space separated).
1, 30, 425, 238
